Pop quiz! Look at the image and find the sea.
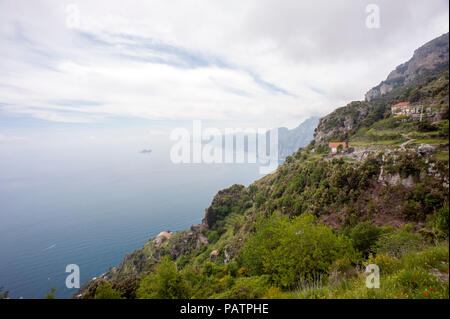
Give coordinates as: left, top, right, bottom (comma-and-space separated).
0, 135, 264, 298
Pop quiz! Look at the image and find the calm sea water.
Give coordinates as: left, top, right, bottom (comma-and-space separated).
0, 138, 263, 298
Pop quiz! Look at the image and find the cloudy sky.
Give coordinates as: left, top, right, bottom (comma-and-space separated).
0, 0, 448, 144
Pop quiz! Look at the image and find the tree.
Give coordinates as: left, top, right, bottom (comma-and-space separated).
240, 213, 356, 288
349, 221, 381, 257
137, 256, 188, 299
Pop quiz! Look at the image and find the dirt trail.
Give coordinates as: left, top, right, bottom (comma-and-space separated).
400, 134, 416, 150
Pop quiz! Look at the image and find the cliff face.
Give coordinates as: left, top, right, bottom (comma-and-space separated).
312, 101, 375, 145
313, 33, 449, 147
365, 32, 449, 102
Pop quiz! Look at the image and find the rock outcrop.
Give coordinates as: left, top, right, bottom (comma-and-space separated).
153, 231, 172, 247
365, 32, 449, 101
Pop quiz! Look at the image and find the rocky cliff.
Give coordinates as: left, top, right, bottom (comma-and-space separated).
365, 32, 449, 102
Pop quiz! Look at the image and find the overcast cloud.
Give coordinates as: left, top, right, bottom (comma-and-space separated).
0, 0, 448, 135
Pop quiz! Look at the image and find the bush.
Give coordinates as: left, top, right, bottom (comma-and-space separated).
262, 286, 286, 299
417, 121, 436, 132
435, 205, 449, 238
366, 253, 399, 274
375, 227, 423, 258
215, 276, 270, 299
113, 275, 139, 299
240, 213, 356, 288
206, 230, 220, 244
349, 222, 382, 256
94, 284, 123, 299
137, 256, 188, 299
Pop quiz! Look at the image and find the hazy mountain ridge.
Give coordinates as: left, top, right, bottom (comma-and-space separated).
277, 116, 320, 161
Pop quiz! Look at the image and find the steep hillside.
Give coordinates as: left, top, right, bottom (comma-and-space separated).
313, 70, 448, 147
77, 34, 449, 300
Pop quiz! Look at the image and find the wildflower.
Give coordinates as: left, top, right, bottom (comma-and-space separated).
430, 288, 434, 291
424, 293, 428, 296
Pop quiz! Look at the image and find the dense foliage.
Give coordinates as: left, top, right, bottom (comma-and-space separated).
240, 213, 356, 288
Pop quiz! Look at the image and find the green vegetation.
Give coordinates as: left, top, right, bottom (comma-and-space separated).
77, 52, 449, 300
137, 256, 188, 299
350, 140, 405, 147
409, 139, 449, 145
94, 284, 123, 299
0, 286, 9, 299
82, 144, 448, 299
45, 287, 56, 299
240, 213, 356, 288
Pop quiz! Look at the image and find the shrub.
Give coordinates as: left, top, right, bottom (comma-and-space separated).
375, 227, 423, 258
206, 230, 220, 244
240, 213, 356, 288
366, 253, 399, 274
113, 275, 139, 299
216, 276, 270, 299
262, 286, 286, 299
435, 205, 449, 238
349, 222, 382, 256
94, 284, 123, 299
136, 256, 188, 299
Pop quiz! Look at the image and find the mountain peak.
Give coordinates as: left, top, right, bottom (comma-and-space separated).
365, 32, 449, 102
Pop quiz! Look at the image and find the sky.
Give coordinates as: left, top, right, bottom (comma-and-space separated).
0, 0, 449, 145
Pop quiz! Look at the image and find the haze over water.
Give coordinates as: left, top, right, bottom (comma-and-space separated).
0, 134, 262, 298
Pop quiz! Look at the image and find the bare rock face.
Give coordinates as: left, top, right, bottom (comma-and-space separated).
313, 101, 371, 145
196, 233, 209, 249
379, 173, 415, 188
365, 32, 449, 101
153, 231, 172, 247
224, 247, 232, 264
210, 250, 219, 261
418, 144, 435, 156
168, 225, 209, 259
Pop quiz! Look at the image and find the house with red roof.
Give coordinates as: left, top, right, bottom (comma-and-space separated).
391, 102, 410, 117
329, 142, 347, 153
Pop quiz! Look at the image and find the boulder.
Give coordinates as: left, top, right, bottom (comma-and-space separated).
418, 144, 435, 156
210, 250, 219, 261
154, 231, 172, 247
